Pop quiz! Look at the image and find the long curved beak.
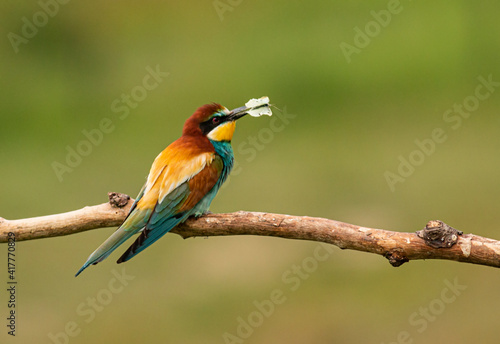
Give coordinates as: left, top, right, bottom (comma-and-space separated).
227, 106, 249, 121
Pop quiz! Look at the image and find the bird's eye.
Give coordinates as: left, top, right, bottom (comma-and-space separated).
212, 117, 220, 124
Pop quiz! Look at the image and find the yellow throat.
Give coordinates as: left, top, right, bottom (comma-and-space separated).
207, 121, 236, 142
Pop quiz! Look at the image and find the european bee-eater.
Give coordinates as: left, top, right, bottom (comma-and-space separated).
76, 98, 271, 276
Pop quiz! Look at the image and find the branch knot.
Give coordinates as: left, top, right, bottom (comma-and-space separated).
384, 248, 409, 267
108, 192, 130, 208
416, 220, 463, 249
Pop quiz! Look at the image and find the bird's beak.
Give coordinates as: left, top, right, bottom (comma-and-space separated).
227, 106, 249, 121
228, 97, 272, 121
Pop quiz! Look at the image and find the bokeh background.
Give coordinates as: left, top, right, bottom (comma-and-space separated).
1, 1, 500, 343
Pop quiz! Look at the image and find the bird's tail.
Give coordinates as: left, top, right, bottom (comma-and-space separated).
116, 213, 187, 264
75, 208, 150, 277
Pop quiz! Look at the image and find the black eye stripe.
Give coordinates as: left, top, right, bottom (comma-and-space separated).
199, 115, 228, 135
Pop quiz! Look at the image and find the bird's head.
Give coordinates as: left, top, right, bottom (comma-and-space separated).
183, 102, 259, 142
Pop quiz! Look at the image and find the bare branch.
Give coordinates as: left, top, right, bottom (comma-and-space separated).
1, 193, 499, 269
0, 192, 133, 242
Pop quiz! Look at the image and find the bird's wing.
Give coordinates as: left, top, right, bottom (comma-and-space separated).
74, 184, 149, 276
116, 154, 224, 263
75, 140, 220, 276
76, 141, 223, 276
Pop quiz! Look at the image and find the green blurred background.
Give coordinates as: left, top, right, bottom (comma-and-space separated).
1, 1, 500, 343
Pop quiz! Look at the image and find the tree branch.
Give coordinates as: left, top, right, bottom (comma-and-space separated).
1, 193, 499, 269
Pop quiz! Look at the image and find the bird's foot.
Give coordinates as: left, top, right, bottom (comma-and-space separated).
193, 210, 212, 218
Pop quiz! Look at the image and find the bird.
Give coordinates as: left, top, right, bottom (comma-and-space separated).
75, 99, 270, 276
